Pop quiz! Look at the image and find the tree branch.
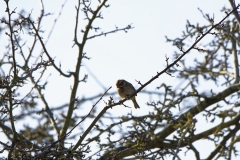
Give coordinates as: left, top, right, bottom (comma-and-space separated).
206, 122, 240, 160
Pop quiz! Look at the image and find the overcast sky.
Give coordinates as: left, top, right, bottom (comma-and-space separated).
0, 0, 237, 159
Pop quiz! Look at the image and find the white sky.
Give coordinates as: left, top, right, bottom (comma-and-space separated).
0, 0, 238, 159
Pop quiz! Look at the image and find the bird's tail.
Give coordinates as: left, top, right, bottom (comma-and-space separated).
132, 98, 140, 109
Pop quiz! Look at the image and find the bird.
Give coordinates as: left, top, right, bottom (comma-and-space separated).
116, 79, 140, 109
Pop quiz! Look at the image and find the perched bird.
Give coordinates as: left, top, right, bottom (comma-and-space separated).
116, 79, 140, 109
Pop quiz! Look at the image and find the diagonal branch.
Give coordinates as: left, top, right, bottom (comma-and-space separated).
22, 17, 74, 78
98, 83, 240, 160
156, 83, 240, 140
126, 4, 240, 102
68, 87, 112, 151
98, 4, 240, 159
228, 0, 240, 25
205, 122, 240, 160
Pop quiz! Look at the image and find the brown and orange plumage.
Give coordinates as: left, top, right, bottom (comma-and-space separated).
116, 79, 140, 109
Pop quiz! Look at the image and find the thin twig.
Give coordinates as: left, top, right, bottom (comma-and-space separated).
52, 87, 111, 148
